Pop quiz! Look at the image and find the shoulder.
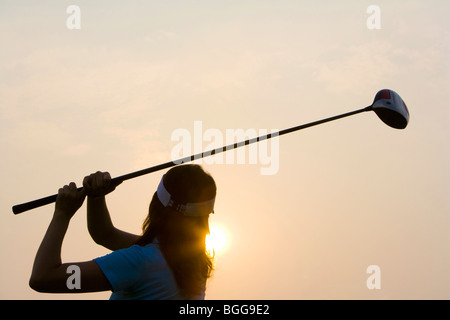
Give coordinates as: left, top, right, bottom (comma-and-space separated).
96, 243, 163, 265
93, 244, 165, 292
94, 245, 142, 268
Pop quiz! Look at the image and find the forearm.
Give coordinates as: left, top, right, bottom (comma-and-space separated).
87, 196, 115, 243
30, 213, 69, 281
84, 172, 138, 250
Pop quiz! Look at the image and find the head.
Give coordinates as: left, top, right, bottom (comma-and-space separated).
135, 164, 216, 298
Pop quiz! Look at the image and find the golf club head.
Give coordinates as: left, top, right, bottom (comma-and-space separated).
371, 89, 409, 129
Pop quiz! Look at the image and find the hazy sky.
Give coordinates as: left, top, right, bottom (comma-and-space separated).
1, 1, 449, 299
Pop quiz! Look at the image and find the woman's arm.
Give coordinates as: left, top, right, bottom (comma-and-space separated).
29, 182, 111, 293
84, 172, 139, 251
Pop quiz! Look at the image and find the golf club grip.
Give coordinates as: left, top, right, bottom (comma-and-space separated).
10, 168, 162, 214
12, 193, 58, 215
12, 186, 88, 215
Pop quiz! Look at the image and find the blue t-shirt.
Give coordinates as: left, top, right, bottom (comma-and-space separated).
94, 242, 205, 300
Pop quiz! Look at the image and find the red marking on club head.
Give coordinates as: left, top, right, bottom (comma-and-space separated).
374, 89, 391, 102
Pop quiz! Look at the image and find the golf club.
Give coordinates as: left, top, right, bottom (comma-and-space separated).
12, 89, 409, 215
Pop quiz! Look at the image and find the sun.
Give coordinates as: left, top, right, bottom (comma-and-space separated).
206, 224, 229, 256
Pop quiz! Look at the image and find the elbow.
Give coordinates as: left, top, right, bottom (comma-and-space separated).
29, 270, 54, 293
29, 275, 46, 292
90, 232, 108, 247
89, 227, 115, 248
88, 225, 107, 245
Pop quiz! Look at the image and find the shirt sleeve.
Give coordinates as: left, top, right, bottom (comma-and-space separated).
94, 245, 146, 292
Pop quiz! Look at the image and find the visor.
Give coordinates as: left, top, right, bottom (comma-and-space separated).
156, 175, 215, 216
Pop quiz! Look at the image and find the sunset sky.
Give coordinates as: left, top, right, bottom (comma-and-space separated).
1, 0, 448, 299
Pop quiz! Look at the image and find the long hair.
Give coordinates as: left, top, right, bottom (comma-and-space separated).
135, 164, 216, 299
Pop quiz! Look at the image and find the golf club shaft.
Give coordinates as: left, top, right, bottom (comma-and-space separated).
12, 106, 372, 215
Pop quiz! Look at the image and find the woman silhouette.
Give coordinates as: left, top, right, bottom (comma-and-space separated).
29, 164, 216, 300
